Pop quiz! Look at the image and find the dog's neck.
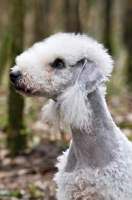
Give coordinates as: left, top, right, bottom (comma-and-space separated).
65, 88, 119, 172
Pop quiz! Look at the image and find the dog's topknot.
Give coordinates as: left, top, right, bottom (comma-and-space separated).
16, 33, 113, 80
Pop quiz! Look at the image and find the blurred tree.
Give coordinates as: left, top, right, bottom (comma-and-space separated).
34, 0, 51, 41
0, 1, 12, 83
104, 0, 113, 54
7, 0, 26, 157
64, 0, 82, 33
124, 0, 132, 90
0, 22, 11, 83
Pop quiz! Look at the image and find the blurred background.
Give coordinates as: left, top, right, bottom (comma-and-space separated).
0, 0, 132, 199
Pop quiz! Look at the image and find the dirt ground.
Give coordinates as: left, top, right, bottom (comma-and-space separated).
0, 140, 67, 200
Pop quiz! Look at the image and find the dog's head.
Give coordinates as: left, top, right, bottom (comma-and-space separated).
10, 33, 113, 99
10, 33, 113, 129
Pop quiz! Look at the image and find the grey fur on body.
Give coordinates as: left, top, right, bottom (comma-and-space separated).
65, 88, 117, 172
10, 33, 132, 200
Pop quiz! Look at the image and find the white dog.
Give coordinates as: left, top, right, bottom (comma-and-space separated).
10, 33, 132, 200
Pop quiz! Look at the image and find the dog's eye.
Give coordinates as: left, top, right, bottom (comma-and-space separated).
52, 59, 65, 69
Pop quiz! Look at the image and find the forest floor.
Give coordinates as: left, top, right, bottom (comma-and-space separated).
0, 85, 132, 200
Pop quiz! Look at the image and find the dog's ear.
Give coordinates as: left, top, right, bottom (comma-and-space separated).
71, 59, 106, 94
57, 59, 106, 130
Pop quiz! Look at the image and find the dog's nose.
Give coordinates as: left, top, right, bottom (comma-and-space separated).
10, 70, 22, 83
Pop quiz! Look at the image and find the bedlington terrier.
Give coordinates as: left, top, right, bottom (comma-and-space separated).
10, 33, 132, 200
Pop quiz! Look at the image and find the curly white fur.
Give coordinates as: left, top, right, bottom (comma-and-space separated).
16, 33, 113, 80
42, 99, 61, 127
42, 84, 92, 131
58, 84, 92, 130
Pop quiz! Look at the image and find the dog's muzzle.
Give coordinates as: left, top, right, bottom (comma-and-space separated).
10, 70, 22, 84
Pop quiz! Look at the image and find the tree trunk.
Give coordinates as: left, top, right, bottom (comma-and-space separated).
104, 0, 113, 54
7, 0, 26, 157
0, 22, 11, 83
124, 0, 132, 90
64, 0, 81, 33
34, 0, 51, 42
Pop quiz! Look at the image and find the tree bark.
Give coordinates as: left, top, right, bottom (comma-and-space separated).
104, 0, 113, 54
34, 0, 51, 42
7, 0, 26, 157
64, 0, 81, 33
124, 0, 132, 90
0, 22, 11, 83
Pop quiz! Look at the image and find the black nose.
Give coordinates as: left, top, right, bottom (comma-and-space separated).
10, 70, 22, 83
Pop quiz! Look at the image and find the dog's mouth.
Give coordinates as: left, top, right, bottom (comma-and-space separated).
14, 85, 35, 97
14, 84, 50, 98
11, 76, 59, 99
12, 80, 37, 97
